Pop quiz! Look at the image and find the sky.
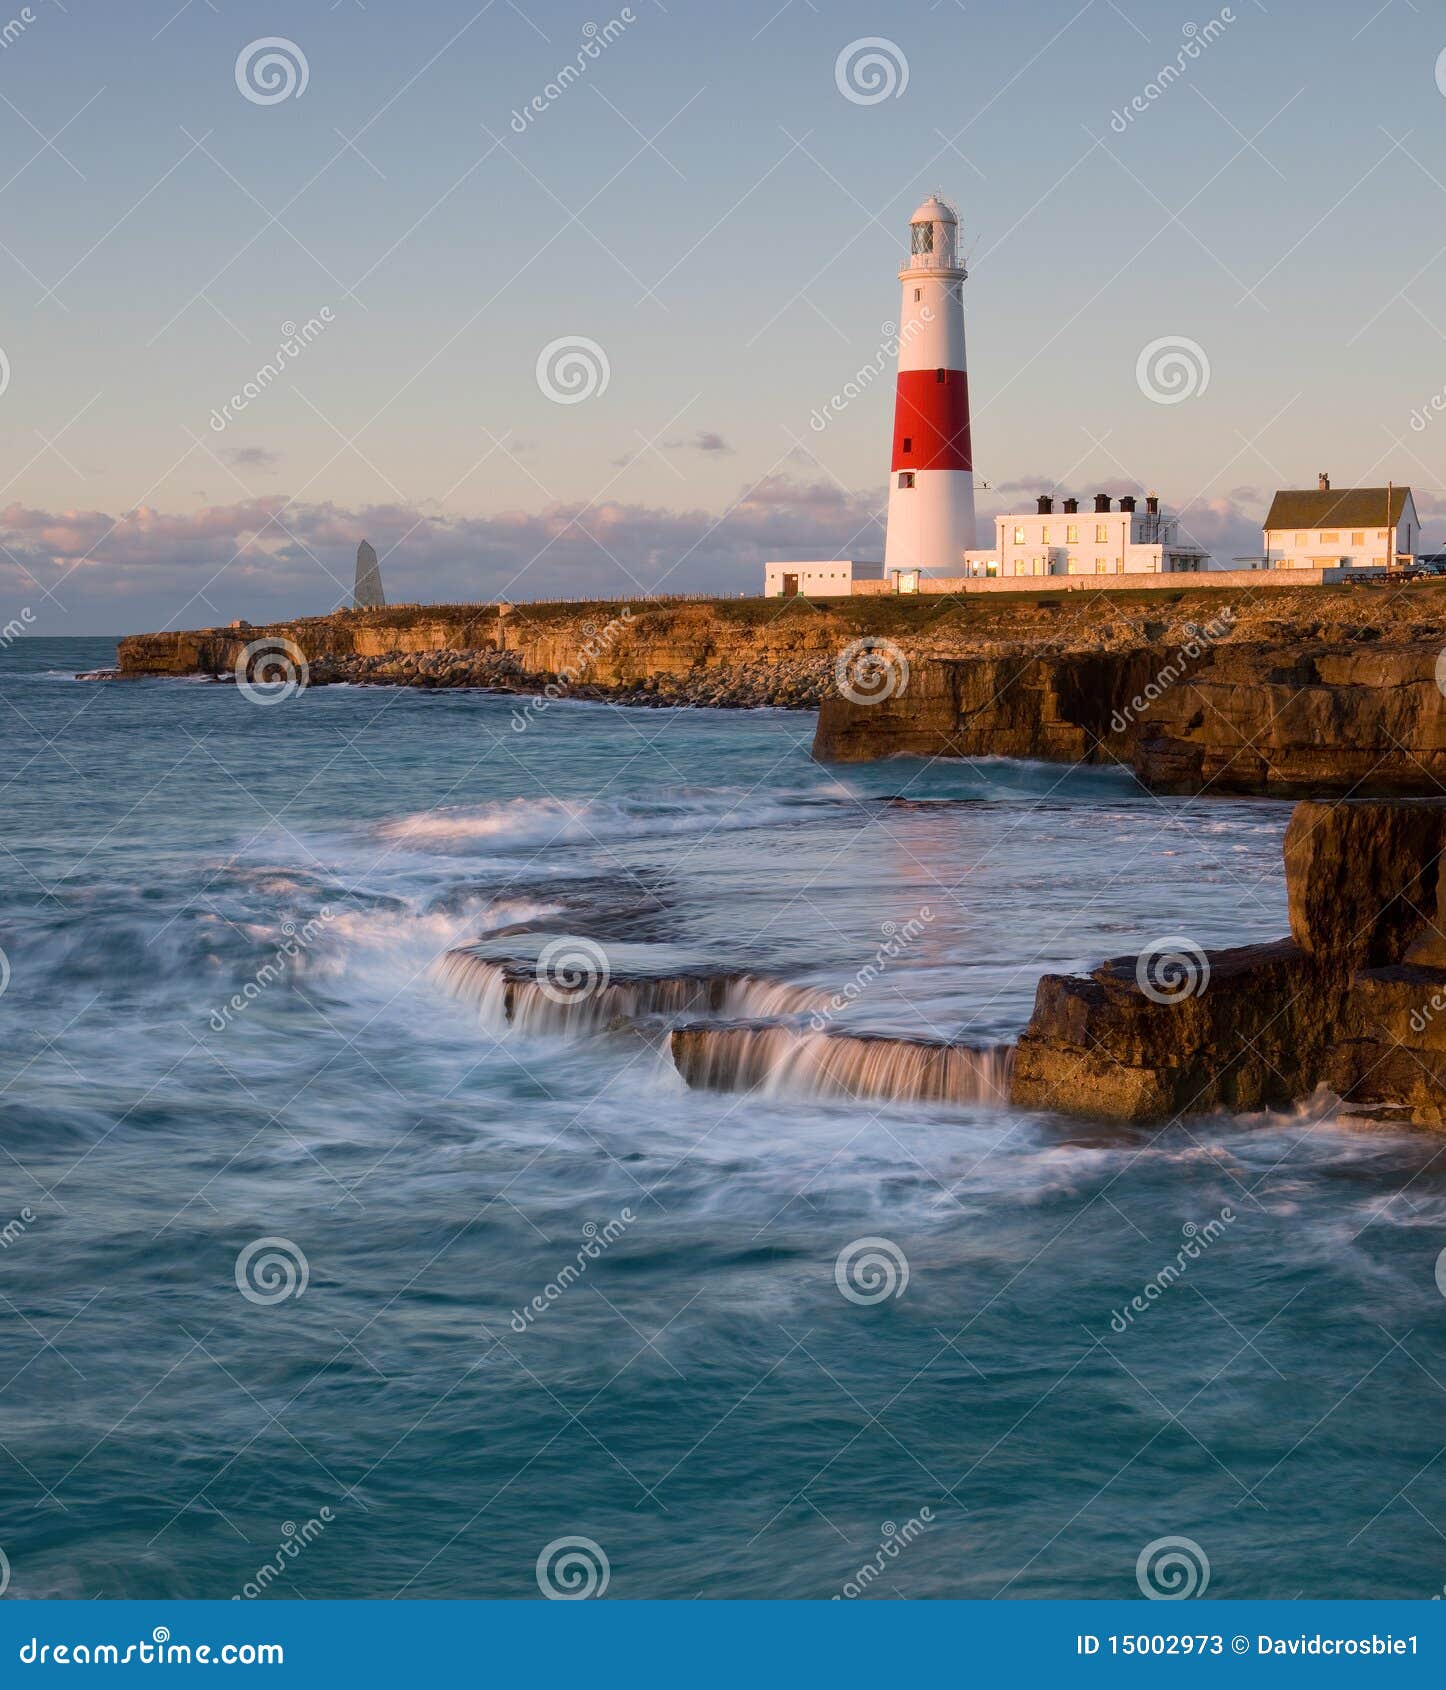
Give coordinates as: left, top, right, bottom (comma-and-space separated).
3, 0, 1445, 634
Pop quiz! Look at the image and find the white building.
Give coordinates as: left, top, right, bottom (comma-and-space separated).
958, 492, 1209, 580
763, 560, 882, 598
1248, 476, 1419, 571
882, 195, 976, 579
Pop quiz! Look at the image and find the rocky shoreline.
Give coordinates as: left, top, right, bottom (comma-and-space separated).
1011, 798, 1446, 1127
301, 645, 833, 709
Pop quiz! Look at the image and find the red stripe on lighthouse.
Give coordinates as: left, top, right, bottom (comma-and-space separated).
890, 369, 971, 472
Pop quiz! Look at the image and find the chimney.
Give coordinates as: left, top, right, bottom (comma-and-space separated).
1062, 497, 1078, 514
1119, 495, 1137, 514
1036, 494, 1053, 515
1145, 492, 1160, 516
1094, 493, 1111, 513
1318, 472, 1330, 492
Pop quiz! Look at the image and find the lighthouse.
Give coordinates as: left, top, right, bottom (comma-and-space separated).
883, 195, 975, 580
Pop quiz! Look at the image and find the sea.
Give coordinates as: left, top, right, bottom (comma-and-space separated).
2, 635, 1444, 1601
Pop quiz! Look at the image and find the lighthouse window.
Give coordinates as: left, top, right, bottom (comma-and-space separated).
902, 437, 912, 453
911, 222, 933, 255
935, 368, 945, 383
914, 288, 921, 302
898, 472, 915, 489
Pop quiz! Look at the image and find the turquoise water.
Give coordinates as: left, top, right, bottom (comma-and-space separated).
2, 637, 1444, 1600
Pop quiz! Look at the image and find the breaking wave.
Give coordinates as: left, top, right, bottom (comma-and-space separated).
671, 1023, 1015, 1107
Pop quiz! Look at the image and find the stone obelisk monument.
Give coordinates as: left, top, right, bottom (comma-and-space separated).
353, 540, 385, 609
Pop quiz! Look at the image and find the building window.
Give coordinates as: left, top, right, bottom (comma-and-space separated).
1095, 523, 1109, 542
1066, 524, 1078, 543
1014, 560, 1028, 576
902, 437, 912, 453
1013, 525, 1026, 544
1040, 527, 1049, 543
898, 472, 915, 488
1321, 531, 1338, 544
1351, 531, 1364, 546
1066, 554, 1079, 574
1096, 558, 1110, 573
1377, 530, 1389, 540
1033, 556, 1045, 574
1295, 532, 1307, 546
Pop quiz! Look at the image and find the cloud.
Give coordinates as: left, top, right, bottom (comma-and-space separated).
219, 446, 282, 472
0, 478, 885, 627
666, 430, 733, 454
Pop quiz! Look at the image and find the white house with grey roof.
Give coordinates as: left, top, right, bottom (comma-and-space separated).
1244, 475, 1420, 571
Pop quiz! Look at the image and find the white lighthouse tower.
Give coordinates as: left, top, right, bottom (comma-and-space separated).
883, 195, 976, 581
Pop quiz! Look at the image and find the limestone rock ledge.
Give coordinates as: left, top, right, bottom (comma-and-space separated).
1010, 799, 1446, 1126
813, 643, 1446, 796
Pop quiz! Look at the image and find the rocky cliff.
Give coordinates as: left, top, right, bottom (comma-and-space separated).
1011, 798, 1446, 1126
813, 631, 1446, 795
